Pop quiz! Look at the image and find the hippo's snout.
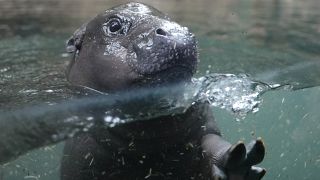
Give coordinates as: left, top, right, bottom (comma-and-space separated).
127, 20, 198, 77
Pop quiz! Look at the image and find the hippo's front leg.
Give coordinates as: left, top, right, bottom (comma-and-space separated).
201, 134, 266, 180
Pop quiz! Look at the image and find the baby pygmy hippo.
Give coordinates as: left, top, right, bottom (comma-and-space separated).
62, 2, 266, 180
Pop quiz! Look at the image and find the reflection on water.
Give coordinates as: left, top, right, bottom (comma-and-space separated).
0, 35, 73, 109
0, 0, 320, 180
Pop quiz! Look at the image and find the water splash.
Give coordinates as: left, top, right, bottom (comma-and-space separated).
193, 73, 279, 118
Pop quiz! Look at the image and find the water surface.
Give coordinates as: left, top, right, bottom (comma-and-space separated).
0, 0, 320, 179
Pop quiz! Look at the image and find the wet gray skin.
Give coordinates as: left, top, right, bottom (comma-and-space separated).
66, 2, 197, 92
62, 3, 266, 180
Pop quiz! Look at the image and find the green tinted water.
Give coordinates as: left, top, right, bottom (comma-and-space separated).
1, 0, 320, 179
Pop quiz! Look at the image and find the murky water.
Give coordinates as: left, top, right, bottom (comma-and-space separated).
0, 0, 320, 179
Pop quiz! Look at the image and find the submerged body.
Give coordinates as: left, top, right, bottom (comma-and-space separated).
63, 3, 265, 180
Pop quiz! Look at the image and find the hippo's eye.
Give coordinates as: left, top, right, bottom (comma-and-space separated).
109, 19, 122, 32
103, 18, 124, 36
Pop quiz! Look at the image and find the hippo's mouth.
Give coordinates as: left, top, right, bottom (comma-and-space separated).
126, 38, 198, 77
132, 65, 194, 88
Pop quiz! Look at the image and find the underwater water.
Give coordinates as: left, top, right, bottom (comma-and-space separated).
0, 0, 320, 179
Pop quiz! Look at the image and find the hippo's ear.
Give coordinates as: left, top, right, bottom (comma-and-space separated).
66, 23, 87, 53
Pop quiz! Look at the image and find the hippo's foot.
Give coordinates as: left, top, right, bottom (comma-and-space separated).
202, 135, 266, 180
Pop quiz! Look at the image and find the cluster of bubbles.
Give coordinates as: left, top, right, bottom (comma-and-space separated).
193, 73, 276, 118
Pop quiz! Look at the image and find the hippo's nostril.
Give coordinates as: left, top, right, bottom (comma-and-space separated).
155, 28, 167, 36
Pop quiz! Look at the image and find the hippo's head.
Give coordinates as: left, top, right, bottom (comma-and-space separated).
66, 3, 198, 92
